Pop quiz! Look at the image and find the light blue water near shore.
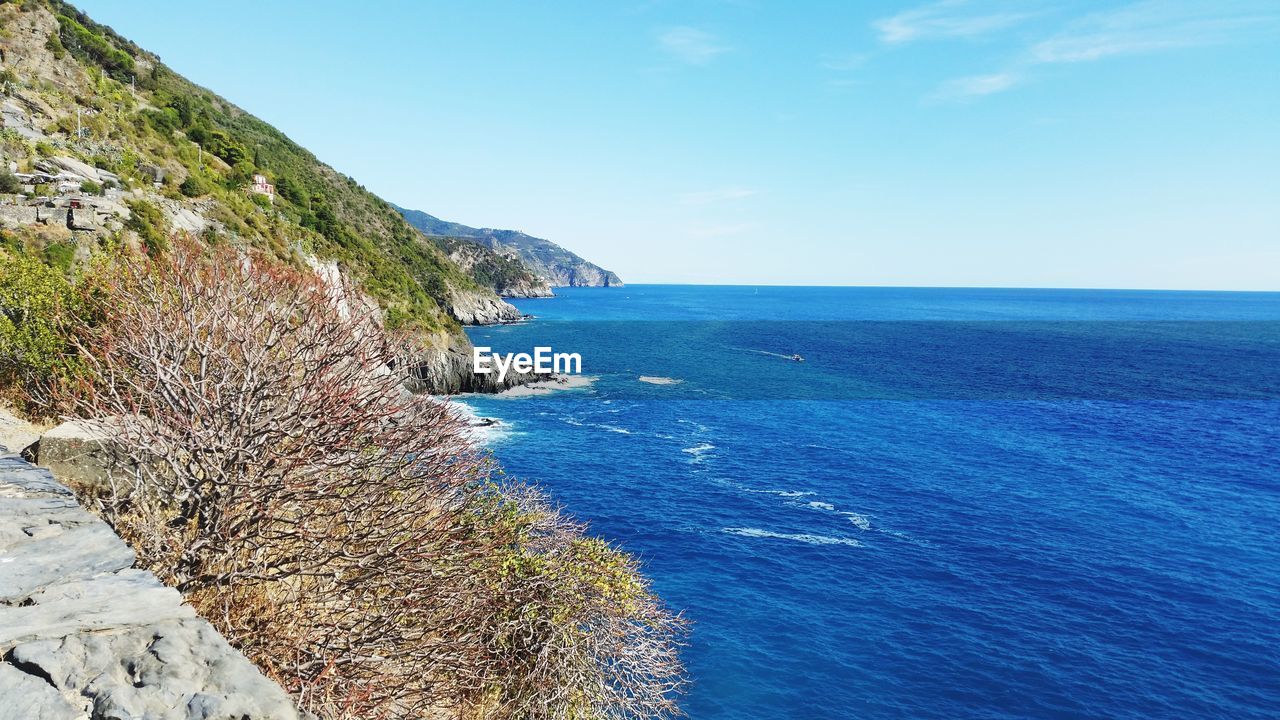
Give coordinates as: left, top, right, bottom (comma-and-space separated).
463, 286, 1280, 720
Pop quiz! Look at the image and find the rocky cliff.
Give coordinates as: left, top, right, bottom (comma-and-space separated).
0, 440, 300, 720
395, 205, 623, 288
0, 1, 525, 393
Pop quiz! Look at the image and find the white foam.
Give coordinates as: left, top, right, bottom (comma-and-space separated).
682, 443, 716, 462
807, 501, 835, 511
722, 527, 862, 547
447, 400, 511, 445
639, 375, 682, 385
843, 512, 872, 530
741, 488, 815, 498
598, 424, 633, 435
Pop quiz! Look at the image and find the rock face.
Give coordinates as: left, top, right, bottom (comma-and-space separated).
446, 287, 524, 326
415, 336, 545, 394
0, 450, 300, 720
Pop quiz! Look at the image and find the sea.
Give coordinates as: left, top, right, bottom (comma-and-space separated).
461, 285, 1280, 720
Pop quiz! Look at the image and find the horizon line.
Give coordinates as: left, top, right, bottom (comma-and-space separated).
582, 282, 1280, 294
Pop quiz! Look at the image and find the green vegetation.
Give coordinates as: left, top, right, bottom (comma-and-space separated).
45, 30, 65, 58
53, 11, 134, 81
177, 174, 210, 197
78, 179, 101, 194
125, 198, 168, 254
8, 0, 491, 335
0, 249, 80, 404
431, 234, 544, 294
0, 169, 21, 193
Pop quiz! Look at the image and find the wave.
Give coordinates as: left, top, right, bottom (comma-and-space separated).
447, 400, 513, 445
722, 527, 861, 547
807, 501, 835, 511
739, 487, 815, 498
598, 424, 633, 435
843, 512, 872, 530
682, 443, 716, 462
677, 418, 712, 433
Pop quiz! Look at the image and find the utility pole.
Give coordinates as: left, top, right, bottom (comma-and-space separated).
76, 107, 81, 139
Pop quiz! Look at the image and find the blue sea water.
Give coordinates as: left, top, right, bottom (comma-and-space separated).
463, 286, 1280, 720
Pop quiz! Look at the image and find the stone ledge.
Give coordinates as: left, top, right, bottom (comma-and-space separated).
0, 450, 300, 720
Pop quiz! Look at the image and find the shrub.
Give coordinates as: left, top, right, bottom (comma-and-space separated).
124, 197, 168, 253
177, 174, 209, 197
42, 241, 76, 272
45, 31, 67, 59
61, 241, 687, 719
0, 250, 78, 398
79, 179, 102, 195
0, 169, 21, 193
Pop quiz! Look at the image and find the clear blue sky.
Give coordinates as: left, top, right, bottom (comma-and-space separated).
75, 1, 1279, 289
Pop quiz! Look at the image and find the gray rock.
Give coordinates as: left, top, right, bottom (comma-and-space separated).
0, 407, 40, 455
32, 419, 121, 489
0, 662, 80, 720
45, 156, 108, 184
0, 454, 301, 719
447, 287, 523, 326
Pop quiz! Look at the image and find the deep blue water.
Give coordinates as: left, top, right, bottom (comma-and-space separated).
463, 286, 1280, 720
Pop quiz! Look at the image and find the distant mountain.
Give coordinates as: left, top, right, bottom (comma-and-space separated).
394, 206, 623, 288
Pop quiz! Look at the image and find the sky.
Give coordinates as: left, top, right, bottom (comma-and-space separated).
74, 0, 1280, 289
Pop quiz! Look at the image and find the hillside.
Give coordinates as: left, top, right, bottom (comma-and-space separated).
395, 204, 624, 287
429, 233, 552, 298
0, 0, 529, 384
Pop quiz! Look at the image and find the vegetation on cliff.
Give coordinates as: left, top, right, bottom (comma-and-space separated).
0, 0, 531, 333
0, 2, 686, 718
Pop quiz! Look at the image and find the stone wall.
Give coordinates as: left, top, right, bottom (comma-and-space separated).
0, 445, 301, 720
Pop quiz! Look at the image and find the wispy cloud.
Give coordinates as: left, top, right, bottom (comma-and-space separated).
932, 72, 1020, 101
874, 0, 1037, 44
679, 187, 760, 205
1030, 0, 1280, 63
922, 0, 1280, 101
657, 26, 730, 65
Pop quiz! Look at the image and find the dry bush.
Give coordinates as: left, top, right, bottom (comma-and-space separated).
59, 239, 687, 719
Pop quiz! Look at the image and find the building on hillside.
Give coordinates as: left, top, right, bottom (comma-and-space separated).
249, 174, 274, 200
